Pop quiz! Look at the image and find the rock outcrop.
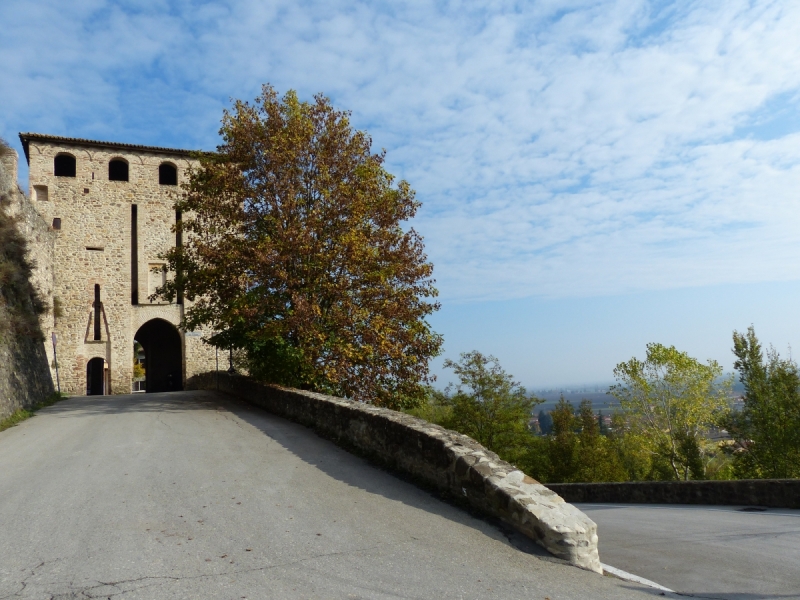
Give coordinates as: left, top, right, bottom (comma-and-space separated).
0, 142, 54, 419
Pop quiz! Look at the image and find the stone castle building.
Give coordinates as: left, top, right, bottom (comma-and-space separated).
17, 133, 217, 396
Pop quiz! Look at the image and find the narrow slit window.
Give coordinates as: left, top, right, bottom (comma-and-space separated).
131, 205, 138, 305
93, 284, 102, 341
54, 154, 76, 177
52, 218, 61, 230
109, 159, 129, 182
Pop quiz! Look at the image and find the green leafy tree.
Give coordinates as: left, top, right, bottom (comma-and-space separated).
537, 409, 553, 434
573, 400, 627, 483
610, 417, 653, 481
546, 397, 580, 482
441, 351, 540, 465
404, 385, 452, 424
159, 85, 442, 408
729, 327, 800, 478
609, 343, 731, 480
597, 410, 608, 436
532, 398, 626, 483
701, 439, 735, 480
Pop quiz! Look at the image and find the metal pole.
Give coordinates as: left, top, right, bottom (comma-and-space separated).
215, 346, 219, 390
51, 332, 60, 394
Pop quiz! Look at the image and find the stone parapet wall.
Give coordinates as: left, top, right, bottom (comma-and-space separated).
547, 480, 800, 509
187, 372, 603, 573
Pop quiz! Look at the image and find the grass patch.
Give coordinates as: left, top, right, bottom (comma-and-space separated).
0, 392, 68, 433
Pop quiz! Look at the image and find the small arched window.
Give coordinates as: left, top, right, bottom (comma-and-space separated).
109, 159, 129, 182
54, 154, 76, 177
159, 163, 177, 185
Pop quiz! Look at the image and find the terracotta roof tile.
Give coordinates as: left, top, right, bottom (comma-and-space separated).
18, 133, 202, 163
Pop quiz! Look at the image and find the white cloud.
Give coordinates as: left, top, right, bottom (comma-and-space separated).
2, 0, 800, 301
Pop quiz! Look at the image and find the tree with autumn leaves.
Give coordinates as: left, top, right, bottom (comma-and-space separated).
160, 85, 442, 408
157, 86, 795, 484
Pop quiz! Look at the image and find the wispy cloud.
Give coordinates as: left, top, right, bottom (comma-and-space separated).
2, 0, 799, 301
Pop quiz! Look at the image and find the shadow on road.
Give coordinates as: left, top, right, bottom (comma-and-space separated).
41, 391, 553, 560
43, 391, 219, 416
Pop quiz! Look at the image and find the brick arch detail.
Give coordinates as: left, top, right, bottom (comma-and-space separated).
134, 309, 182, 332
53, 148, 91, 160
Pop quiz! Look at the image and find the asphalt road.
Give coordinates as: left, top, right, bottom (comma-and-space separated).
578, 503, 800, 600
0, 391, 676, 600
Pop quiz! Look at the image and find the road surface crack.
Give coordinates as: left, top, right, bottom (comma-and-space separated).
155, 413, 172, 431
0, 558, 64, 600
3, 541, 394, 599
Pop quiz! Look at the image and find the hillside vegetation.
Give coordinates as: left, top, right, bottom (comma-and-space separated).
412, 338, 800, 483
0, 138, 55, 420
0, 140, 47, 344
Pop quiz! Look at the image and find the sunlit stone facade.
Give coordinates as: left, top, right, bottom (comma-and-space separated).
19, 133, 217, 396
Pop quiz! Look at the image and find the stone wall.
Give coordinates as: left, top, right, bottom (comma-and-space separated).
0, 146, 55, 419
22, 134, 217, 395
547, 480, 800, 509
187, 372, 603, 573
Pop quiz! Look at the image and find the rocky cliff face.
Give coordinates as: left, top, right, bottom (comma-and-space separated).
0, 141, 54, 419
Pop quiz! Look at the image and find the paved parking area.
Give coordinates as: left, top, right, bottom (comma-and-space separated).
578, 502, 800, 600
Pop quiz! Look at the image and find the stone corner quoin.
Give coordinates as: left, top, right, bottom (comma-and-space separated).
188, 372, 603, 573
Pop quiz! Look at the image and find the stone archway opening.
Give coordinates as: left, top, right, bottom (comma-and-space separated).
86, 357, 107, 395
134, 318, 183, 393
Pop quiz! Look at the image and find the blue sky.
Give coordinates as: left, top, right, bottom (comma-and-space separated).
3, 0, 800, 388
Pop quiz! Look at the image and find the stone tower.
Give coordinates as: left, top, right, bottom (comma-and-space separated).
19, 133, 217, 396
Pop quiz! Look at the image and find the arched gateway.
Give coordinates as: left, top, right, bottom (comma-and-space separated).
134, 319, 183, 393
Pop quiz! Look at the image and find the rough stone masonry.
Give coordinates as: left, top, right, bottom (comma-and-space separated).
17, 134, 217, 396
